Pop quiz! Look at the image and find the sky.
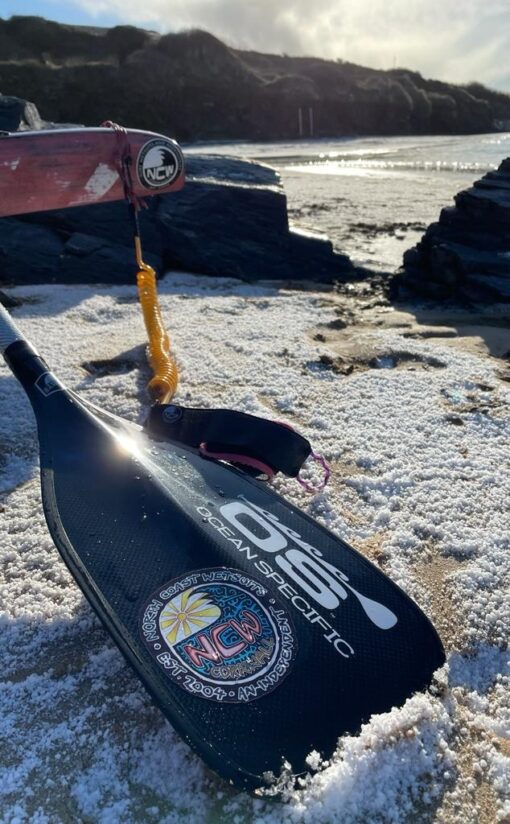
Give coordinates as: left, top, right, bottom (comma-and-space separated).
1, 0, 510, 92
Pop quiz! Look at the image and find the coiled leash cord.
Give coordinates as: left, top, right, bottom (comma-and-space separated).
103, 121, 178, 404
102, 122, 329, 490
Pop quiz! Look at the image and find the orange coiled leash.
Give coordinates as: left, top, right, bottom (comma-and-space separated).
104, 121, 178, 404
103, 122, 330, 491
135, 252, 178, 403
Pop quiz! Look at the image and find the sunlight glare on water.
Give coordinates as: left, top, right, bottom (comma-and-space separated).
186, 133, 510, 271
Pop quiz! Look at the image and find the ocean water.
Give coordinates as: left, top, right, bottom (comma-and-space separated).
186, 133, 510, 273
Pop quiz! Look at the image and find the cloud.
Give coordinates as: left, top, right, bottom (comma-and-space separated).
58, 0, 510, 91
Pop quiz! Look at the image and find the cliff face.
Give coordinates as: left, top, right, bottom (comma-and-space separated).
1, 15, 510, 140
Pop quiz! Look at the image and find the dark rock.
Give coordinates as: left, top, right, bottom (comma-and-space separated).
156, 172, 350, 281
0, 218, 63, 283
431, 242, 510, 276
0, 94, 44, 131
474, 176, 510, 192
156, 174, 291, 279
399, 157, 510, 301
289, 227, 352, 281
0, 222, 161, 285
455, 186, 510, 225
20, 198, 164, 257
61, 232, 161, 282
0, 289, 21, 307
0, 98, 353, 285
463, 273, 510, 300
185, 154, 280, 187
436, 207, 510, 250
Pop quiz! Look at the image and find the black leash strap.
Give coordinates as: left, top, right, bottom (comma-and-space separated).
144, 404, 312, 478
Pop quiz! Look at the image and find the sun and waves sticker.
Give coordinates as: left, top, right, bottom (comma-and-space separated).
140, 568, 296, 703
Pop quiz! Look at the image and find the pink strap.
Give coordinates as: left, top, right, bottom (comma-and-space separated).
199, 440, 330, 493
297, 450, 331, 493
199, 443, 276, 479
277, 421, 331, 493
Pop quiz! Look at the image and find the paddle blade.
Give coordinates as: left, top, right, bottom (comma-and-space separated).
3, 337, 444, 790
26, 382, 444, 790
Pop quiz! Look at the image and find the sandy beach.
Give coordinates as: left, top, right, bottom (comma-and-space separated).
1, 272, 508, 823
1, 6, 510, 820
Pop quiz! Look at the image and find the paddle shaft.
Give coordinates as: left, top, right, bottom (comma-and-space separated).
0, 302, 24, 353
0, 303, 65, 406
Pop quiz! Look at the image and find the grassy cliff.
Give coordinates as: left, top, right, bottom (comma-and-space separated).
1, 15, 510, 139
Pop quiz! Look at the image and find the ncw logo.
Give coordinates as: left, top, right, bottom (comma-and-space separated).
184, 610, 262, 667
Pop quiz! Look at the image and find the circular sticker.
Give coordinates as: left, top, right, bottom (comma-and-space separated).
140, 568, 296, 703
137, 138, 183, 189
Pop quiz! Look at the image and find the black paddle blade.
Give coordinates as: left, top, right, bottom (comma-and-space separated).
7, 342, 445, 792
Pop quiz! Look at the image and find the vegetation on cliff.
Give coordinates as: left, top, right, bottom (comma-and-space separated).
1, 15, 510, 140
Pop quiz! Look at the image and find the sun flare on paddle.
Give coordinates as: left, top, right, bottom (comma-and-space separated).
112, 430, 146, 461
159, 589, 221, 645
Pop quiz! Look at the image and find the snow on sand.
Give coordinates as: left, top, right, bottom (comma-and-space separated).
0, 274, 509, 823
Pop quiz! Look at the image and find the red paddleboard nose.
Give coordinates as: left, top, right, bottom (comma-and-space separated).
0, 127, 185, 217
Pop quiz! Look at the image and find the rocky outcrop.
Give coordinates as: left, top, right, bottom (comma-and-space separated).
0, 97, 353, 285
0, 94, 46, 131
399, 159, 510, 301
0, 16, 509, 140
